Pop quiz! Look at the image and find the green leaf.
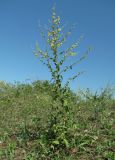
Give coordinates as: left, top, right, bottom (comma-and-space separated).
64, 99, 68, 106
63, 138, 69, 148
70, 52, 76, 56
34, 53, 38, 57
52, 140, 59, 145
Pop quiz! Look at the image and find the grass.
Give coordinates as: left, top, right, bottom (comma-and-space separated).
0, 80, 115, 160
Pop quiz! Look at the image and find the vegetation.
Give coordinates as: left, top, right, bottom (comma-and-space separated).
0, 7, 114, 160
0, 80, 115, 159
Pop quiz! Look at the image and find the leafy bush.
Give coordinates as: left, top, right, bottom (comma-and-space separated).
0, 80, 114, 159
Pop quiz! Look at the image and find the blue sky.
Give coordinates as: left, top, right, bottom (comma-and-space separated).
0, 0, 115, 92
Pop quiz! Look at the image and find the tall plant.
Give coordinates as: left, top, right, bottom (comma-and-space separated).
33, 7, 91, 156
